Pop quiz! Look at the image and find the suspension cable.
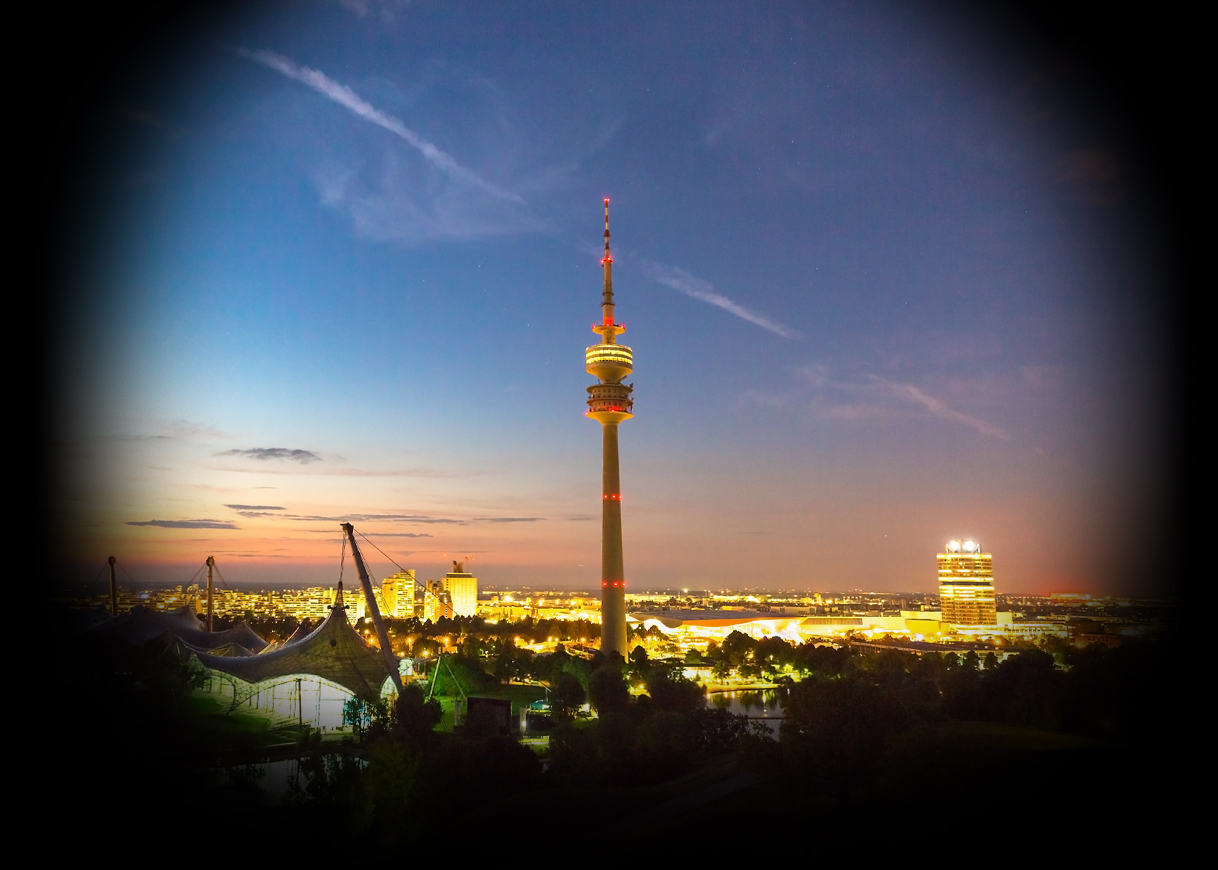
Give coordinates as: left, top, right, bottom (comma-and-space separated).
185, 562, 207, 588
356, 529, 408, 574
338, 536, 347, 586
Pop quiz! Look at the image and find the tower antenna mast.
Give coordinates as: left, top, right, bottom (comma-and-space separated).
585, 198, 634, 656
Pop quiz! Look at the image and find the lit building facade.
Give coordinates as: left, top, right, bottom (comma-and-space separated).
381, 570, 416, 617
443, 562, 477, 618
586, 199, 633, 657
938, 539, 997, 625
423, 580, 453, 623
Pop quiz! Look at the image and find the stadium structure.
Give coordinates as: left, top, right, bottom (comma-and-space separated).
88, 526, 403, 729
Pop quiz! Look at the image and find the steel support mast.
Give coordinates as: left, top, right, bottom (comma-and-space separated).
206, 555, 215, 632
341, 523, 404, 693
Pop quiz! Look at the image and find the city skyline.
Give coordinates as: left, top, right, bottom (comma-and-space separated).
50, 2, 1173, 597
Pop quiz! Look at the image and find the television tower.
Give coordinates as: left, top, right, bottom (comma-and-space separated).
586, 198, 633, 657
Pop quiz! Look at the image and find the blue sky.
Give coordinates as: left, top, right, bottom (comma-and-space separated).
55, 1, 1170, 595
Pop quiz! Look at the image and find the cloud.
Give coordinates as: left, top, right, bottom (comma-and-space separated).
357, 532, 434, 538
127, 519, 241, 529
800, 366, 1010, 440
867, 376, 1010, 440
338, 0, 412, 22
232, 510, 465, 525
238, 48, 522, 204
217, 448, 322, 464
220, 506, 542, 525
326, 513, 464, 524
209, 463, 473, 478
320, 467, 472, 478
637, 260, 798, 338
475, 517, 544, 523
112, 421, 228, 442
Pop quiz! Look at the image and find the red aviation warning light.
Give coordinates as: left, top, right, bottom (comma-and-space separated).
601, 197, 612, 264
587, 196, 630, 657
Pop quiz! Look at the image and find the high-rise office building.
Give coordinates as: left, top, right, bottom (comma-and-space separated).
381, 570, 416, 617
585, 199, 633, 657
443, 561, 477, 618
938, 539, 997, 625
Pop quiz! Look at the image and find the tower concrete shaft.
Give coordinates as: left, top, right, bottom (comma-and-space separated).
585, 198, 633, 657
108, 555, 117, 617
600, 422, 627, 654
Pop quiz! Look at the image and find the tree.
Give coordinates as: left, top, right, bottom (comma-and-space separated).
874, 649, 908, 688
588, 665, 630, 714
493, 652, 517, 683
628, 644, 650, 683
551, 671, 586, 722
985, 648, 1061, 729
721, 630, 756, 667
343, 697, 371, 740
782, 675, 908, 804
645, 669, 705, 714
392, 683, 442, 741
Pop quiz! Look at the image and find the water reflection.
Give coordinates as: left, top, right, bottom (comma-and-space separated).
707, 689, 786, 738
216, 755, 366, 800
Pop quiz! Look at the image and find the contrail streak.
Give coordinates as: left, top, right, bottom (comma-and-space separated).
243, 47, 794, 336
799, 365, 1010, 439
239, 48, 524, 204
875, 377, 1010, 440
638, 260, 798, 338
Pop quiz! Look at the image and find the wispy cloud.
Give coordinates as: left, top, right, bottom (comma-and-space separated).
111, 421, 228, 442
338, 0, 412, 22
217, 448, 322, 464
221, 504, 546, 526
868, 376, 1010, 440
638, 260, 798, 338
239, 48, 523, 205
475, 517, 544, 523
800, 366, 1010, 440
127, 519, 240, 529
211, 461, 477, 478
357, 532, 433, 538
226, 508, 465, 524
239, 45, 793, 330
320, 467, 471, 478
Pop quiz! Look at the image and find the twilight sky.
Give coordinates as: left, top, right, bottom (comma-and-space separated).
50, 1, 1173, 595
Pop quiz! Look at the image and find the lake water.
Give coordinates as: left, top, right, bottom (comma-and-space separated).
706, 689, 785, 737
215, 755, 368, 800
